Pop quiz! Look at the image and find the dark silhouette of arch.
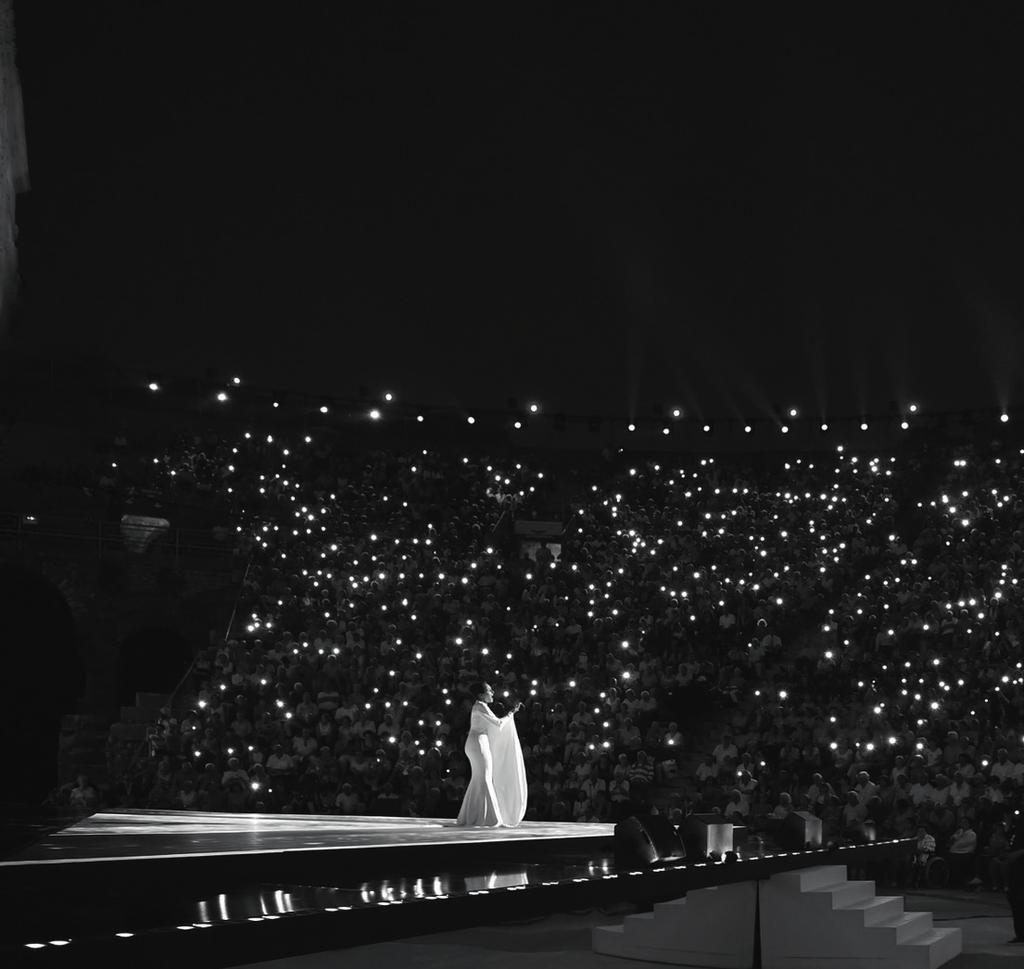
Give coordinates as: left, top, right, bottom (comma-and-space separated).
0, 564, 82, 803
117, 626, 193, 705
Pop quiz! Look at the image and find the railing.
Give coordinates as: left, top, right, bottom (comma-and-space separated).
0, 511, 239, 569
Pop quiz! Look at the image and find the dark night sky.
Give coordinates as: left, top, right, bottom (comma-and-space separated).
9, 2, 1024, 422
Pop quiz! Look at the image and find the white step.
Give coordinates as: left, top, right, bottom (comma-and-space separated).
839, 894, 904, 926
869, 910, 933, 945
593, 924, 751, 968
897, 927, 962, 969
808, 879, 876, 908
771, 864, 848, 892
596, 881, 757, 967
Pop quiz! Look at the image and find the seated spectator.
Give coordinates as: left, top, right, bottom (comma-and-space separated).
947, 819, 978, 887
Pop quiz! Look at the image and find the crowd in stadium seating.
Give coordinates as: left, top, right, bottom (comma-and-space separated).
85, 425, 1024, 891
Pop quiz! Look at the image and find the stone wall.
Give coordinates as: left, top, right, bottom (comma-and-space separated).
0, 0, 27, 332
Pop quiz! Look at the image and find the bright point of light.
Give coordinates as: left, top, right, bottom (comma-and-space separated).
788, 407, 798, 418
216, 392, 228, 402
1001, 413, 1010, 423
148, 381, 159, 391
672, 407, 681, 418
627, 423, 636, 432
320, 405, 328, 413
529, 402, 539, 413
860, 421, 868, 431
820, 422, 828, 431
744, 424, 752, 433
369, 409, 381, 420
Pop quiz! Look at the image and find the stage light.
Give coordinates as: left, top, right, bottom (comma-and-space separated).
369, 409, 381, 420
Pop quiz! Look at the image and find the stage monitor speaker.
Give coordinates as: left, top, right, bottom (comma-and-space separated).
614, 815, 659, 868
614, 814, 686, 867
684, 813, 734, 858
779, 810, 823, 850
642, 814, 686, 861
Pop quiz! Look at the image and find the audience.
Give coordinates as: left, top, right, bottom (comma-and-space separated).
44, 424, 1022, 892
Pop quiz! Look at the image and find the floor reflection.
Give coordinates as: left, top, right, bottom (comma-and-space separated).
9, 852, 619, 943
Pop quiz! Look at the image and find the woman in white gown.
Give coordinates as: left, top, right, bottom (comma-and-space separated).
456, 682, 528, 827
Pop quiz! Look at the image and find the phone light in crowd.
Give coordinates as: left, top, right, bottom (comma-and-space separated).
1001, 413, 1010, 423
369, 409, 381, 421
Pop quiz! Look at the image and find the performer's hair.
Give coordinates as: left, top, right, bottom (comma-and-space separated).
470, 681, 488, 698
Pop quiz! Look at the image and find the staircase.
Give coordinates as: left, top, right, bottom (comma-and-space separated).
592, 865, 961, 969
59, 690, 172, 791
760, 865, 962, 969
593, 880, 757, 967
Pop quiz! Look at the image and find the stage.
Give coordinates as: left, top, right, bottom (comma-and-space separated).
0, 809, 916, 969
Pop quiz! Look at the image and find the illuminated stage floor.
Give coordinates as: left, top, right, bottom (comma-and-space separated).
4, 809, 614, 864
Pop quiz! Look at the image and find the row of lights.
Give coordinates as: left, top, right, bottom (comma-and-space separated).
145, 380, 1013, 431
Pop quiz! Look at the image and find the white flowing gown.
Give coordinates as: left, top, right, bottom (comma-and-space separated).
456, 700, 528, 827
